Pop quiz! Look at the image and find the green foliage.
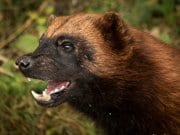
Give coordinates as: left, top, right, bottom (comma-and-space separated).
0, 0, 179, 135
15, 34, 38, 52
0, 1, 100, 134
85, 0, 122, 13
84, 0, 179, 45
159, 32, 172, 44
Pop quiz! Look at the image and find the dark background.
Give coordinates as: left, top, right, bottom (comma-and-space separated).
0, 0, 179, 134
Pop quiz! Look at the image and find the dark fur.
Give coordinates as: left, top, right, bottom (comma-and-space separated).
17, 12, 180, 135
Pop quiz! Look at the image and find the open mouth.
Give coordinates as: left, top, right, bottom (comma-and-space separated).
31, 81, 70, 103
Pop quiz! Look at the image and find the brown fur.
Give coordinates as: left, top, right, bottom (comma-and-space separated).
45, 12, 180, 134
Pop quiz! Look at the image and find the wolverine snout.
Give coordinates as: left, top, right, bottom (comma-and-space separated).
16, 55, 33, 70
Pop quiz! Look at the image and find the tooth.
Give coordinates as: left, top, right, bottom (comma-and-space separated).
54, 88, 59, 93
50, 89, 56, 94
50, 88, 60, 94
42, 91, 51, 101
60, 86, 65, 90
42, 91, 46, 96
66, 82, 70, 87
31, 91, 42, 99
44, 89, 48, 92
27, 78, 32, 82
31, 90, 51, 101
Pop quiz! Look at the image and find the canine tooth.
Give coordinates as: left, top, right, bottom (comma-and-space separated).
31, 91, 51, 101
31, 91, 42, 99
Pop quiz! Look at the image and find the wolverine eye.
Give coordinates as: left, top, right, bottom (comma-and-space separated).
57, 40, 74, 52
62, 42, 74, 52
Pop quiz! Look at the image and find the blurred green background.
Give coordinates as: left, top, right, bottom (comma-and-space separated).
0, 0, 179, 135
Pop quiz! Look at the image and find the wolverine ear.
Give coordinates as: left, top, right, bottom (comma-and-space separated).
47, 14, 57, 26
95, 12, 133, 49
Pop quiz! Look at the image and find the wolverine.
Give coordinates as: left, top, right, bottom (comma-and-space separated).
16, 12, 180, 135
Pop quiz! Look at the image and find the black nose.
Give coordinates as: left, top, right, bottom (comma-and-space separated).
16, 56, 32, 69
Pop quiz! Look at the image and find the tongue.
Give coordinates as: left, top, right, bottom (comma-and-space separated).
46, 81, 69, 94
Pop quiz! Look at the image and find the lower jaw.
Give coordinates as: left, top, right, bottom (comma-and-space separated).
36, 98, 66, 107
31, 81, 71, 104
34, 88, 68, 107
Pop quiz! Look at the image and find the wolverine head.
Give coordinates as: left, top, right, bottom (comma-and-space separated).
16, 12, 134, 107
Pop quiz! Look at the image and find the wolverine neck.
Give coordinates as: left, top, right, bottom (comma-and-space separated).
68, 79, 168, 135
68, 63, 170, 135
